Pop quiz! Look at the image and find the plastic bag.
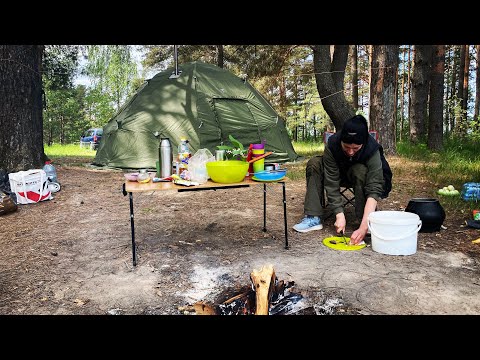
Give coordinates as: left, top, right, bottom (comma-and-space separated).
8, 169, 52, 204
188, 148, 215, 184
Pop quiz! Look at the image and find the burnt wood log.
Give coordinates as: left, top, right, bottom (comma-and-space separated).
193, 302, 217, 315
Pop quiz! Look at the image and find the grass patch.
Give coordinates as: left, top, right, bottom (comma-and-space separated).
286, 141, 325, 180
45, 144, 97, 158
44, 144, 97, 167
291, 139, 480, 215
292, 140, 324, 159
397, 139, 480, 190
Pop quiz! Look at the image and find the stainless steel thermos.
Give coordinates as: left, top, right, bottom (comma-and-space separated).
159, 137, 173, 178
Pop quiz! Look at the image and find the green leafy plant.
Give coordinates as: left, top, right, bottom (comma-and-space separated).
216, 135, 248, 160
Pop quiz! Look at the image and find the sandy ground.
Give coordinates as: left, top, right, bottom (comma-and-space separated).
1, 156, 480, 315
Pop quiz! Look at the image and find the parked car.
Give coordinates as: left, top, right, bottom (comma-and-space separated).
80, 128, 103, 150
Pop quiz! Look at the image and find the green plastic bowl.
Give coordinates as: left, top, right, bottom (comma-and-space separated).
206, 160, 249, 184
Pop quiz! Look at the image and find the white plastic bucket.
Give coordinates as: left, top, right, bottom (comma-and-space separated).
368, 211, 422, 256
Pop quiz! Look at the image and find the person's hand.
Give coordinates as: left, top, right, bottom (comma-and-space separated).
350, 227, 368, 245
334, 213, 346, 235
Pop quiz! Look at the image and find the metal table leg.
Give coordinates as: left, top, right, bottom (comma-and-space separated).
263, 183, 267, 232
282, 181, 289, 249
122, 183, 137, 266
128, 192, 137, 266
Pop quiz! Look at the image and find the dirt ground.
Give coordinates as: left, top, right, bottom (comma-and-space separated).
1, 155, 480, 316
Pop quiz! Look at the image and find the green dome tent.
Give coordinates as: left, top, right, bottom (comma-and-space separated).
93, 61, 298, 169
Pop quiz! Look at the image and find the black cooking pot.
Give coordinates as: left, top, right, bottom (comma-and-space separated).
405, 198, 445, 232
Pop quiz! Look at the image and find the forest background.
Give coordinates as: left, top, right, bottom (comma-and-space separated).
0, 45, 479, 183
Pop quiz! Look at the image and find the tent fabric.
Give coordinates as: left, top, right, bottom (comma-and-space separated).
93, 61, 298, 169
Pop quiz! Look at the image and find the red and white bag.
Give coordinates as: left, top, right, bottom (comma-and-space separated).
8, 169, 52, 204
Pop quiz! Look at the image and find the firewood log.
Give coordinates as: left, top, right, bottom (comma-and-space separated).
250, 264, 276, 315
193, 301, 217, 315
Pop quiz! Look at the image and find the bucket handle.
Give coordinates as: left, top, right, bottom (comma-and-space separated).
368, 220, 422, 241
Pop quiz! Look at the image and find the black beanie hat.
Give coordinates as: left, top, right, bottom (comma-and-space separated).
340, 115, 369, 145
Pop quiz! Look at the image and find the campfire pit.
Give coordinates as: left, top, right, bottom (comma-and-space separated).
179, 265, 314, 315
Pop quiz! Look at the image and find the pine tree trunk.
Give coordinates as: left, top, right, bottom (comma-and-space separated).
313, 45, 355, 131
369, 45, 399, 155
462, 45, 470, 132
456, 45, 466, 133
450, 46, 459, 132
407, 45, 412, 121
444, 46, 451, 134
216, 45, 224, 68
427, 45, 445, 151
351, 45, 359, 111
410, 45, 433, 143
0, 45, 45, 173
400, 46, 406, 141
475, 45, 480, 123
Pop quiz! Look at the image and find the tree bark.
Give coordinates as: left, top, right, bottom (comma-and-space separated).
461, 45, 470, 136
462, 45, 469, 114
444, 46, 451, 133
427, 45, 445, 151
475, 45, 480, 123
449, 46, 459, 132
456, 45, 466, 133
216, 45, 224, 68
407, 45, 412, 121
369, 45, 399, 155
0, 45, 45, 173
313, 45, 355, 131
331, 45, 349, 92
400, 46, 407, 140
410, 45, 433, 143
351, 45, 359, 111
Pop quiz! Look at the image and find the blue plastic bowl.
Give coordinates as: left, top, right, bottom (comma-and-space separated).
252, 169, 287, 181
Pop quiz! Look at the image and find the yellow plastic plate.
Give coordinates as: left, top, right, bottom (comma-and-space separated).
322, 236, 366, 251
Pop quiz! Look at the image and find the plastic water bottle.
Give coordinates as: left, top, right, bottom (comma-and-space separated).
177, 137, 191, 177
43, 161, 58, 183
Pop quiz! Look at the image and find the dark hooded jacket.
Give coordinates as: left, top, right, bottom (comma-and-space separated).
324, 116, 392, 215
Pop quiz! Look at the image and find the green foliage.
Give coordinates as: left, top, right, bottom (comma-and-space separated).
83, 45, 139, 113
469, 115, 480, 141
216, 135, 248, 160
43, 86, 89, 144
142, 45, 221, 70
84, 86, 116, 127
43, 45, 79, 90
397, 137, 480, 188
42, 46, 87, 145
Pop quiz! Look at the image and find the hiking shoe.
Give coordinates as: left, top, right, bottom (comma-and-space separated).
293, 216, 323, 233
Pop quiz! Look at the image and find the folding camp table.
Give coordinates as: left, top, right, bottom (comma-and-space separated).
122, 177, 289, 266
